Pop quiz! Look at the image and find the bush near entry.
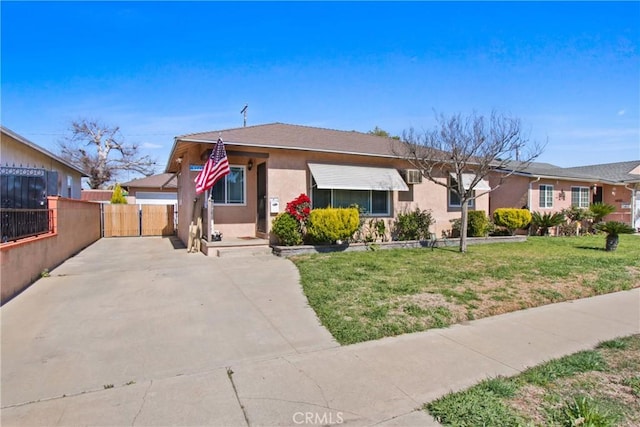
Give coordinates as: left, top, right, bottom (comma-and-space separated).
306, 207, 360, 244
271, 212, 303, 246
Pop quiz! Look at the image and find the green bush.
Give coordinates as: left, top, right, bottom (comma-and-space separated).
467, 210, 490, 237
531, 211, 566, 236
271, 213, 303, 246
392, 208, 434, 241
449, 211, 489, 237
493, 208, 532, 235
596, 221, 635, 237
110, 183, 127, 204
306, 208, 360, 244
589, 203, 616, 223
562, 206, 593, 222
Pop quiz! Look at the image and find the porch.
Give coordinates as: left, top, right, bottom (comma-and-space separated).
199, 235, 271, 257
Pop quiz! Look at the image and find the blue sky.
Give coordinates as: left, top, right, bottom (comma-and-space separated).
2, 1, 639, 177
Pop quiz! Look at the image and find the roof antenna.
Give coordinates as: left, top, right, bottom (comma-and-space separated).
240, 104, 248, 127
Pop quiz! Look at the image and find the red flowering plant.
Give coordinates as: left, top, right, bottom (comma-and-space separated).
285, 193, 311, 228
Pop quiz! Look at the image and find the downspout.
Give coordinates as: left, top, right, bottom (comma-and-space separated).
528, 176, 541, 210
624, 183, 636, 228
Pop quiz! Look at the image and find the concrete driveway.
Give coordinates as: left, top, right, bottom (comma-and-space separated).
3, 237, 637, 426
1, 237, 337, 411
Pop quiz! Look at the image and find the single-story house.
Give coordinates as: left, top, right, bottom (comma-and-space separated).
121, 173, 178, 206
165, 123, 490, 246
1, 126, 87, 205
490, 160, 640, 230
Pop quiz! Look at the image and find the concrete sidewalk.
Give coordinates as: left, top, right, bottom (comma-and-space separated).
3, 288, 638, 426
2, 237, 639, 426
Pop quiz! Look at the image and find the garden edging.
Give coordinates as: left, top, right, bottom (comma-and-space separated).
271, 235, 527, 257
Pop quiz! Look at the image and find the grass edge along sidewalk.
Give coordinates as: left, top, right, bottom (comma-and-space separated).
292, 235, 640, 345
425, 334, 640, 427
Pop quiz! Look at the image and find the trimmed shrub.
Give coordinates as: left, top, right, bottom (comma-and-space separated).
589, 202, 616, 223
110, 184, 127, 204
271, 213, 303, 246
467, 210, 490, 237
531, 211, 566, 236
306, 208, 360, 244
392, 208, 434, 241
493, 208, 532, 235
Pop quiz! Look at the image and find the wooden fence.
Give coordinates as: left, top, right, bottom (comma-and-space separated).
103, 204, 175, 237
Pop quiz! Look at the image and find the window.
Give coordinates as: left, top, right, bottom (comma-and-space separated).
449, 176, 474, 208
311, 180, 390, 215
211, 166, 245, 205
571, 187, 590, 208
539, 184, 553, 208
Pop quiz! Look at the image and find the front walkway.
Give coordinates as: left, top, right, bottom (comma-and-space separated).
2, 237, 638, 426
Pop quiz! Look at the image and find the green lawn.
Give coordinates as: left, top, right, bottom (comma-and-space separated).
425, 334, 640, 426
291, 235, 640, 344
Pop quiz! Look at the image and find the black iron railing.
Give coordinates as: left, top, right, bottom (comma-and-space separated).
1, 209, 53, 243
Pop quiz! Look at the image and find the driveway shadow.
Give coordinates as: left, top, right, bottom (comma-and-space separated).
164, 235, 186, 249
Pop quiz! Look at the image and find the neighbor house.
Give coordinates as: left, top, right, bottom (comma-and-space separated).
121, 173, 178, 206
165, 123, 490, 248
490, 160, 640, 230
1, 126, 86, 204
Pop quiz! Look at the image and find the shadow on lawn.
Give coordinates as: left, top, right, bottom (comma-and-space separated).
576, 246, 607, 252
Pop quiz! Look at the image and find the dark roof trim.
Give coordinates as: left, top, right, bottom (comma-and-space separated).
1, 126, 88, 176
177, 137, 401, 159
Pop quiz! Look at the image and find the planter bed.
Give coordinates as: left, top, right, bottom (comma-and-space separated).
271, 235, 527, 257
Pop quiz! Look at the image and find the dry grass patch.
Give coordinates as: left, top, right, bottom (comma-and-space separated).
426, 335, 640, 426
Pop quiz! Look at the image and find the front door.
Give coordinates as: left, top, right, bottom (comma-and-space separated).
256, 162, 267, 233
593, 186, 603, 204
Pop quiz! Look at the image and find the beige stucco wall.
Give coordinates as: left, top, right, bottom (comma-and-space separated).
175, 143, 490, 244
1, 132, 84, 199
0, 197, 101, 304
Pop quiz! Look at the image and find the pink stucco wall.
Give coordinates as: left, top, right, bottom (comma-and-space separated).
176, 144, 490, 244
489, 172, 634, 225
0, 197, 101, 304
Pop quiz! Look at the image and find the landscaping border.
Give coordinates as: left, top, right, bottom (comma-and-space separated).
271, 235, 527, 257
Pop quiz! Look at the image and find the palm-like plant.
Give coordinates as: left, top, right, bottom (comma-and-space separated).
595, 221, 635, 251
531, 211, 566, 236
589, 202, 616, 223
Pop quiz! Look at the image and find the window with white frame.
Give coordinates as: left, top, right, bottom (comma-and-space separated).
448, 175, 474, 208
539, 184, 553, 208
210, 166, 245, 205
311, 181, 390, 216
571, 186, 590, 208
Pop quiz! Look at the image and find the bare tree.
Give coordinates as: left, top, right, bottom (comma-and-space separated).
397, 111, 545, 252
59, 119, 156, 189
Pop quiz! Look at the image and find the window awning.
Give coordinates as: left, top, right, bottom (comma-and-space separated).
451, 173, 491, 191
309, 163, 409, 191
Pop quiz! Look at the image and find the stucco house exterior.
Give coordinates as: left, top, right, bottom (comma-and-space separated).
1, 126, 86, 204
490, 160, 640, 230
165, 123, 490, 246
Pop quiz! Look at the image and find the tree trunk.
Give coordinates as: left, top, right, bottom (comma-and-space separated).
605, 234, 619, 251
459, 201, 469, 253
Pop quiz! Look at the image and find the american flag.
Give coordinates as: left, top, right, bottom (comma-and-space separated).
194, 138, 230, 195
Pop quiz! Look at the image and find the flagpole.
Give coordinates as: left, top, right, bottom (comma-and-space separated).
209, 191, 215, 241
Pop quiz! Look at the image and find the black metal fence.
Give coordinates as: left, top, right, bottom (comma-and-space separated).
1, 208, 54, 243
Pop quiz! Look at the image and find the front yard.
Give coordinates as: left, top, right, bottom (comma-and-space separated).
291, 235, 640, 345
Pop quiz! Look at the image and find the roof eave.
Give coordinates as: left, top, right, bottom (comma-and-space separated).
1, 126, 89, 177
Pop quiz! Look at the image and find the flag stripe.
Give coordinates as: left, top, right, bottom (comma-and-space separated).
194, 138, 231, 194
